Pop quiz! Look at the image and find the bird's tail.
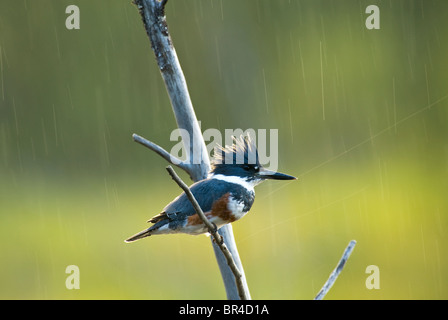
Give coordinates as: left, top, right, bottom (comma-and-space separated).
125, 217, 170, 243
124, 228, 152, 243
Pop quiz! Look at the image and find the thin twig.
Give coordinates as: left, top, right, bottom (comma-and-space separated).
314, 240, 357, 300
165, 165, 249, 300
132, 133, 191, 172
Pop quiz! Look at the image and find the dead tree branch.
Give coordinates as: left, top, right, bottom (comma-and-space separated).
314, 240, 357, 300
133, 0, 208, 181
132, 133, 191, 173
132, 0, 250, 299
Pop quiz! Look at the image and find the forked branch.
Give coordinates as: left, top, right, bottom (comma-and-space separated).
133, 133, 192, 174
133, 0, 250, 299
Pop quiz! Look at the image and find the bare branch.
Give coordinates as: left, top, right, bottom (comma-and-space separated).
165, 166, 249, 300
211, 224, 251, 300
133, 0, 251, 300
134, 0, 209, 181
314, 240, 357, 300
132, 133, 191, 174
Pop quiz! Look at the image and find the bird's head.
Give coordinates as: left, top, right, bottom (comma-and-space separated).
209, 135, 296, 185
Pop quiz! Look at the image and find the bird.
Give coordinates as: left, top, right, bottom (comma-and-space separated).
125, 135, 296, 242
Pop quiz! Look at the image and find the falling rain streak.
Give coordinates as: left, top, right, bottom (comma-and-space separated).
0, 47, 3, 101
320, 41, 325, 120
0, 0, 447, 300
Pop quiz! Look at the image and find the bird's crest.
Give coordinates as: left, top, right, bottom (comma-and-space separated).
211, 134, 260, 168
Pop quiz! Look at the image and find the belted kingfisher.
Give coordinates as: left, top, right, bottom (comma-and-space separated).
125, 136, 296, 242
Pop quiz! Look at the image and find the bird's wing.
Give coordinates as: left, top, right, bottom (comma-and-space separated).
147, 179, 234, 223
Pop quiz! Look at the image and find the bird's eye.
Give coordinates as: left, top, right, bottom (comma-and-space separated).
254, 166, 259, 171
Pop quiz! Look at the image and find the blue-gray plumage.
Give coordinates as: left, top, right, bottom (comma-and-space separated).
125, 135, 296, 242
156, 179, 254, 231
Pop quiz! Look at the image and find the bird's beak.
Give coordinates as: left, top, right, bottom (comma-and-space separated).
258, 168, 297, 180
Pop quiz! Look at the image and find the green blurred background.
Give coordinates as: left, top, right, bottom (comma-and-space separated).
1, 0, 447, 299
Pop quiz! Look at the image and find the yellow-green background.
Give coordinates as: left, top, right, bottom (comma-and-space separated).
1, 0, 447, 299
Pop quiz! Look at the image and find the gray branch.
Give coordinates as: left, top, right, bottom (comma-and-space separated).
134, 0, 209, 181
132, 133, 191, 173
314, 240, 357, 300
133, 0, 250, 300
